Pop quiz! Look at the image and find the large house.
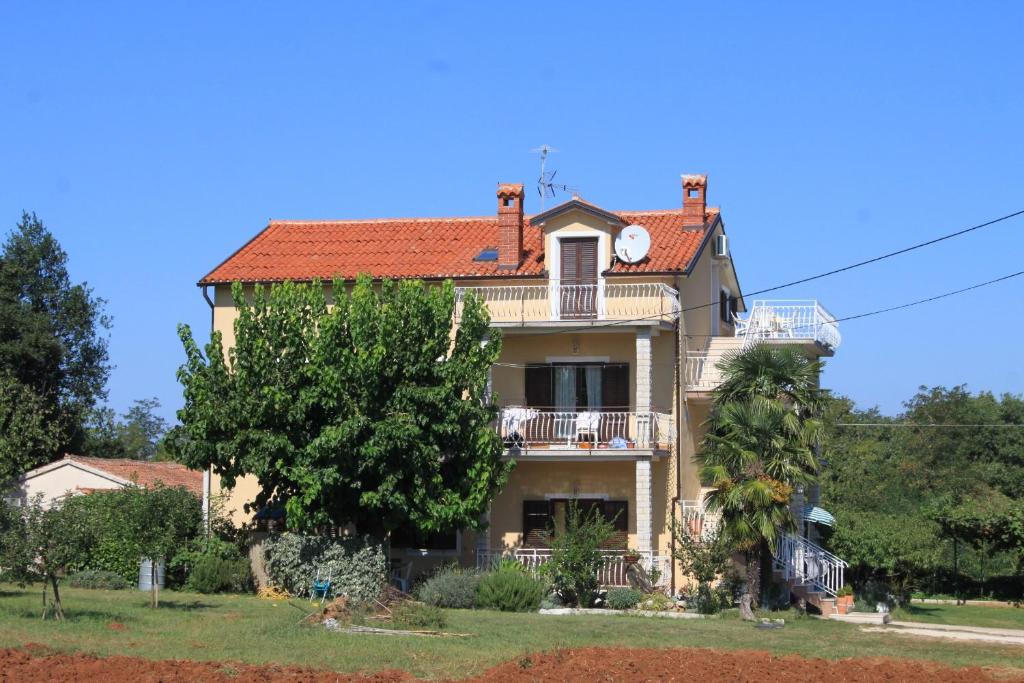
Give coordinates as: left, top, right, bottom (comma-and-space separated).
199, 174, 845, 609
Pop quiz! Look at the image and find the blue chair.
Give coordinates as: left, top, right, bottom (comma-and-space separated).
309, 568, 333, 605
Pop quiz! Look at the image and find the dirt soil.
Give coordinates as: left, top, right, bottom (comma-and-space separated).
2, 645, 1021, 682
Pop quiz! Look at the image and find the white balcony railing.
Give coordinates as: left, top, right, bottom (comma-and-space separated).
455, 281, 680, 324
476, 548, 671, 589
679, 499, 722, 542
498, 408, 674, 451
736, 300, 841, 350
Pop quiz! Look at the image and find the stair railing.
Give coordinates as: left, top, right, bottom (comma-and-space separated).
773, 531, 847, 598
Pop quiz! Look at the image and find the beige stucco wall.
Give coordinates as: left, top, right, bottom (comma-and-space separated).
7, 463, 125, 508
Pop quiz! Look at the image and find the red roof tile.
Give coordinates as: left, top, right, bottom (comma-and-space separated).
199, 206, 715, 285
66, 455, 203, 497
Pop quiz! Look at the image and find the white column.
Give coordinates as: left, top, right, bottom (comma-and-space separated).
635, 459, 653, 555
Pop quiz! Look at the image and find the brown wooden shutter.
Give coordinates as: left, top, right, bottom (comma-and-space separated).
602, 500, 629, 549
601, 364, 629, 409
523, 500, 552, 547
578, 238, 598, 284
524, 365, 553, 408
561, 240, 578, 282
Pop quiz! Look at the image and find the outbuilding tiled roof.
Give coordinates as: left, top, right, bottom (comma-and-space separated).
199, 205, 717, 285
66, 455, 203, 497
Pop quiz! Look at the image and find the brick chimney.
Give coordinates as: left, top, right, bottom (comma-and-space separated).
497, 183, 524, 269
681, 174, 708, 226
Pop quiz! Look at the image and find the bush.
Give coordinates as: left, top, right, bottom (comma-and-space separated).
187, 554, 251, 593
68, 569, 129, 590
391, 601, 447, 630
638, 591, 673, 611
263, 533, 386, 604
544, 501, 619, 607
416, 566, 480, 608
475, 569, 545, 612
172, 536, 251, 593
606, 587, 642, 610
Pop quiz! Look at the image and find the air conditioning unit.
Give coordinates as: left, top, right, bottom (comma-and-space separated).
713, 234, 729, 258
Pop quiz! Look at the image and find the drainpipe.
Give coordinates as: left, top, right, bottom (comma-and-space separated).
200, 285, 215, 535
669, 286, 685, 597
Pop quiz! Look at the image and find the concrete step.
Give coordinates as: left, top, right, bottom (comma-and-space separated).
830, 612, 892, 625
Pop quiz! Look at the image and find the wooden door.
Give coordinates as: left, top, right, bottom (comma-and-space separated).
560, 237, 598, 319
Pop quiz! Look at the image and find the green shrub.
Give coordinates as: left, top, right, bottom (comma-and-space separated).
263, 533, 386, 604
171, 536, 251, 593
68, 569, 129, 590
391, 601, 447, 630
606, 587, 642, 610
186, 554, 251, 593
416, 566, 480, 608
543, 501, 618, 607
475, 569, 545, 612
61, 485, 202, 584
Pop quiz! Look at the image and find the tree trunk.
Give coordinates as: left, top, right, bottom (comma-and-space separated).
49, 573, 64, 621
41, 576, 48, 620
746, 547, 762, 611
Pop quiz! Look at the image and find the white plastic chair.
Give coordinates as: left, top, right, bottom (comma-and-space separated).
390, 561, 412, 593
575, 411, 602, 444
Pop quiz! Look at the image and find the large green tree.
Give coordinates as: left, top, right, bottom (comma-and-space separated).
171, 275, 509, 538
697, 343, 825, 609
0, 212, 111, 474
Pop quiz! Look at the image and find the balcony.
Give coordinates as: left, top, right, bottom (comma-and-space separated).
685, 300, 840, 394
497, 407, 674, 455
737, 300, 841, 349
455, 281, 680, 327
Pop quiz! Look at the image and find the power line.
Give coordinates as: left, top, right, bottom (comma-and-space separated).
828, 270, 1024, 324
711, 207, 1024, 309
834, 423, 1024, 428
478, 207, 1024, 337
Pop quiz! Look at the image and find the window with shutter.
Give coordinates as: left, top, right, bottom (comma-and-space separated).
602, 500, 629, 549
560, 237, 598, 319
600, 364, 629, 409
523, 500, 552, 547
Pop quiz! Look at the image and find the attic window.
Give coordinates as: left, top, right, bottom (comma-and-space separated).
474, 247, 499, 262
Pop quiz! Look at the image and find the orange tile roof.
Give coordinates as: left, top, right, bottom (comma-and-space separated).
199, 206, 716, 285
66, 455, 203, 497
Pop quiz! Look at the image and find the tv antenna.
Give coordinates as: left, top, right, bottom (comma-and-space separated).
531, 144, 580, 209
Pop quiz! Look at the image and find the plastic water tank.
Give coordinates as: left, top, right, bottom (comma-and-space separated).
138, 557, 166, 591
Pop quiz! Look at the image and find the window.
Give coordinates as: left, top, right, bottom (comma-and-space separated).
524, 363, 629, 409
559, 237, 599, 319
522, 499, 628, 549
719, 288, 733, 325
390, 527, 459, 554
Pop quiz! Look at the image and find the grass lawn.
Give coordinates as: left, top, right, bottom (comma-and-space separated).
892, 603, 1024, 631
1, 585, 1023, 679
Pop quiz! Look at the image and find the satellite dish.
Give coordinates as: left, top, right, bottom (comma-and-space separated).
614, 225, 651, 264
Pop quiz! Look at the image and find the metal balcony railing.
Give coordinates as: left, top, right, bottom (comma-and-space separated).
736, 300, 841, 350
497, 407, 674, 451
455, 280, 680, 324
476, 548, 671, 588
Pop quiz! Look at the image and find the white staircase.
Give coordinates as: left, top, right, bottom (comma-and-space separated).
773, 532, 848, 616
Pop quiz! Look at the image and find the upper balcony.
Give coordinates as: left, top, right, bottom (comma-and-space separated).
737, 300, 841, 350
455, 280, 680, 328
686, 300, 840, 394
497, 407, 674, 460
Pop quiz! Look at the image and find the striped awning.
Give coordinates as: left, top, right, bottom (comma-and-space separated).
804, 505, 836, 527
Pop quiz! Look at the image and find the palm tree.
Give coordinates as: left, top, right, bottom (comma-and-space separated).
697, 343, 825, 610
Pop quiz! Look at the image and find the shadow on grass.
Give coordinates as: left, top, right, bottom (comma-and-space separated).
5, 607, 138, 624
899, 605, 942, 618
151, 599, 218, 612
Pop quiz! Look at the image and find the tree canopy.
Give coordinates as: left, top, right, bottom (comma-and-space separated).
821, 386, 1024, 599
172, 276, 509, 537
81, 397, 170, 460
697, 343, 826, 607
0, 212, 111, 476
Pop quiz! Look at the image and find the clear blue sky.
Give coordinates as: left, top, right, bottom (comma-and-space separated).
1, 2, 1021, 422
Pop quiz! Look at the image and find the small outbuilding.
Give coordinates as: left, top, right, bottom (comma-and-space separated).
5, 454, 203, 507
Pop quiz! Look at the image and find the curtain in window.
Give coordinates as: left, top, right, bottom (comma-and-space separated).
584, 366, 602, 409
554, 366, 575, 439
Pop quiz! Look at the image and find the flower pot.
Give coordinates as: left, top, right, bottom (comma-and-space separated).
622, 553, 642, 566
577, 442, 592, 449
